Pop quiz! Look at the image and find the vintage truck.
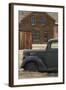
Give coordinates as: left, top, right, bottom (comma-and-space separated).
21, 38, 58, 73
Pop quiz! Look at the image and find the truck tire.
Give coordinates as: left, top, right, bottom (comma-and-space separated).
24, 62, 38, 72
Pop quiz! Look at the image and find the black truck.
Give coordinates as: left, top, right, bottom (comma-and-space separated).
21, 38, 58, 73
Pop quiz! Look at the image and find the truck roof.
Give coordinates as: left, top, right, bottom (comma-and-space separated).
48, 38, 58, 42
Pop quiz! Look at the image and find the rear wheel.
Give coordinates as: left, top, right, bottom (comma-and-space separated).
24, 62, 38, 72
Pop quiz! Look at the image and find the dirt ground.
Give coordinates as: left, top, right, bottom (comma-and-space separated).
18, 69, 58, 79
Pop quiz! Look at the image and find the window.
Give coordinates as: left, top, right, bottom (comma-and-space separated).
31, 16, 35, 25
32, 29, 49, 44
40, 16, 46, 24
51, 42, 58, 49
43, 31, 48, 42
32, 30, 40, 44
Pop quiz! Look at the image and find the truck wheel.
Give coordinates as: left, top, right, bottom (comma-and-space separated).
24, 62, 38, 72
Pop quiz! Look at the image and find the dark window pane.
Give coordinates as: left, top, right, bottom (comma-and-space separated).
40, 16, 46, 24
31, 16, 35, 25
44, 31, 48, 42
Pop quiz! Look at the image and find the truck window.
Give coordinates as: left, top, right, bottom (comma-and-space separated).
51, 42, 58, 49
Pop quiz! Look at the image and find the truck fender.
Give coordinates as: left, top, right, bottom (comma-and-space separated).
21, 56, 47, 71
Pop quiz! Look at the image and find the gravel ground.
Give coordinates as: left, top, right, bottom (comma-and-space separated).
18, 69, 58, 79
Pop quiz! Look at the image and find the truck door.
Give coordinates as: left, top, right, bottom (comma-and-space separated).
46, 41, 58, 69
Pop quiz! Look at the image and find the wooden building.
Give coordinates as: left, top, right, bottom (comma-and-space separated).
19, 12, 57, 49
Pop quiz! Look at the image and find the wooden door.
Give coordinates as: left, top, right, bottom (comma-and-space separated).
19, 32, 32, 49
